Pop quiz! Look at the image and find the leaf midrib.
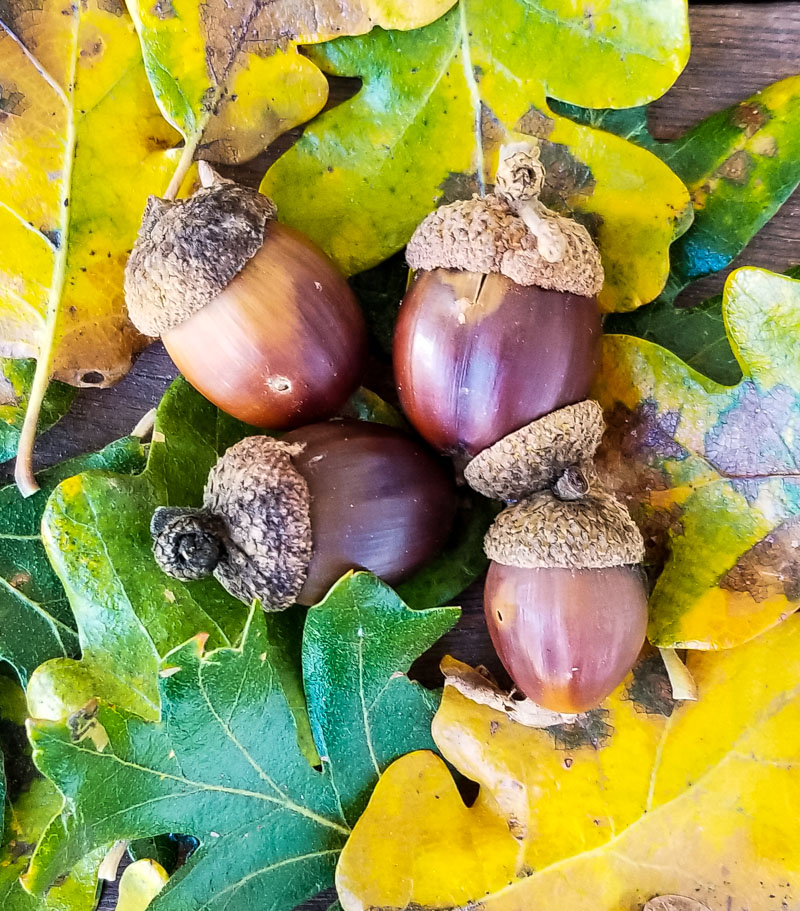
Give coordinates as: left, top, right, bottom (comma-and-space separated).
47, 736, 350, 836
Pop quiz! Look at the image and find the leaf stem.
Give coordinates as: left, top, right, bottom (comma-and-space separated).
15, 12, 80, 497
164, 137, 200, 200
14, 352, 54, 496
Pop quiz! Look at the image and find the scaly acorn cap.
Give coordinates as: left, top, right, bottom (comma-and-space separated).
484, 478, 645, 570
125, 163, 277, 338
150, 435, 312, 610
406, 142, 604, 297
464, 400, 605, 501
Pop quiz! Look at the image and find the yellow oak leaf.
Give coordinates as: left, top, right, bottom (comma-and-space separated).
127, 0, 458, 195
337, 623, 800, 911
0, 0, 186, 491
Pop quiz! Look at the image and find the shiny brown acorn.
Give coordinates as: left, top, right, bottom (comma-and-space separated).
394, 144, 603, 460
394, 145, 647, 712
125, 163, 367, 429
150, 420, 456, 609
394, 270, 601, 458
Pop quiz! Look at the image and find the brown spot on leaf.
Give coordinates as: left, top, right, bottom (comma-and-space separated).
731, 102, 769, 138
626, 653, 676, 717
515, 105, 555, 139
96, 0, 123, 15
715, 149, 753, 185
597, 402, 687, 578
480, 103, 504, 146
751, 133, 778, 157
538, 140, 596, 208
8, 839, 35, 861
79, 38, 103, 58
150, 0, 175, 18
0, 82, 28, 119
8, 571, 31, 589
545, 708, 612, 750
720, 516, 800, 603
489, 720, 499, 735
438, 170, 481, 204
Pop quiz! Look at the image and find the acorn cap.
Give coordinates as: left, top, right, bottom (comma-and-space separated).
406, 143, 604, 297
485, 486, 645, 570
464, 400, 606, 501
151, 435, 312, 610
125, 164, 277, 337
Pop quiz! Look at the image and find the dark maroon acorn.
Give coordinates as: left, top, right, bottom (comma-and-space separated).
283, 421, 457, 604
149, 421, 456, 610
484, 563, 648, 714
394, 269, 601, 457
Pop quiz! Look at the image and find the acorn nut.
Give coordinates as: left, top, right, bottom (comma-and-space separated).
394, 143, 603, 459
125, 164, 368, 429
150, 421, 457, 609
393, 144, 649, 714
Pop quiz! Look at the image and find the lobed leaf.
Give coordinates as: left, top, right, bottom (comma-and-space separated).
128, 0, 458, 191
263, 0, 692, 313
0, 435, 146, 684
557, 76, 800, 382
25, 575, 459, 911
0, 0, 187, 486
595, 267, 800, 649
337, 619, 800, 910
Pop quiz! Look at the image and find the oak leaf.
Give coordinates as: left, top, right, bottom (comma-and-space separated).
263, 0, 692, 312
25, 578, 459, 911
336, 622, 800, 911
0, 0, 186, 489
596, 267, 800, 649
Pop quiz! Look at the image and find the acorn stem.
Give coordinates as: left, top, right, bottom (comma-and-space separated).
164, 136, 200, 201
151, 507, 227, 581
553, 465, 589, 501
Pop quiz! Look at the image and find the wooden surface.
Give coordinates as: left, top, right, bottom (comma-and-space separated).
6, 3, 797, 908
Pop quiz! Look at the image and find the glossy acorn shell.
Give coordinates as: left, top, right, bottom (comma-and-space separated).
282, 420, 457, 605
394, 269, 602, 457
484, 562, 648, 713
163, 222, 368, 429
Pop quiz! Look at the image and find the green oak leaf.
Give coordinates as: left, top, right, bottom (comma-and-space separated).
29, 379, 483, 723
0, 675, 102, 911
594, 267, 800, 650
263, 0, 692, 313
25, 574, 459, 911
0, 435, 146, 685
553, 76, 800, 381
0, 360, 76, 465
29, 378, 257, 723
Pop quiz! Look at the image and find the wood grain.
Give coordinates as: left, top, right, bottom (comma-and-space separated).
7, 4, 797, 909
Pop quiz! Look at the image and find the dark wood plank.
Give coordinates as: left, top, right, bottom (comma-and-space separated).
12, 4, 800, 908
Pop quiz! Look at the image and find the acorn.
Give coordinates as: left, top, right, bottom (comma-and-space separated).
150, 420, 457, 609
125, 164, 368, 429
394, 143, 603, 459
476, 403, 647, 714
393, 144, 647, 713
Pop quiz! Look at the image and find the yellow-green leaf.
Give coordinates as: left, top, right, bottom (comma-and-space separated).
0, 0, 185, 489
128, 0, 458, 193
336, 624, 800, 911
115, 860, 169, 911
263, 0, 692, 312
596, 267, 800, 649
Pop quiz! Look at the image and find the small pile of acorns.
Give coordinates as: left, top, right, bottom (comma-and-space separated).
125, 148, 647, 714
